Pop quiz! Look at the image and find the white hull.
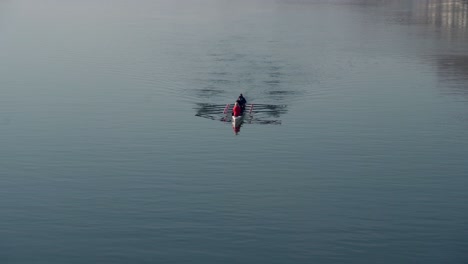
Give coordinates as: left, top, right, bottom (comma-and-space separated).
232, 114, 244, 127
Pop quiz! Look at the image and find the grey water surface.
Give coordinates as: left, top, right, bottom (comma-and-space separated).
1, 0, 468, 263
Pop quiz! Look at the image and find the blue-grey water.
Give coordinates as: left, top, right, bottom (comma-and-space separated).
1, 0, 468, 263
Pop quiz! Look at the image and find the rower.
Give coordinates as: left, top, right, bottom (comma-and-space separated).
236, 99, 243, 114
232, 102, 242, 117
238, 94, 247, 112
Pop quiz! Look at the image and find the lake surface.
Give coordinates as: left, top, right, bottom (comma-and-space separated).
1, 0, 468, 263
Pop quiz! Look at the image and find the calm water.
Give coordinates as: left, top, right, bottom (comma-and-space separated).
1, 0, 468, 263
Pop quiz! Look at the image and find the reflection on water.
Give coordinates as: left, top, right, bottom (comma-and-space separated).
407, 1, 468, 96
435, 54, 468, 97
382, 0, 468, 34
436, 54, 468, 77
375, 0, 468, 98
413, 0, 468, 30
349, 0, 468, 32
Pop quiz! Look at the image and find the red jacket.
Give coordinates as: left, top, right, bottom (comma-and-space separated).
233, 104, 242, 117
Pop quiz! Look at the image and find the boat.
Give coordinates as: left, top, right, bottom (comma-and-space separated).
230, 100, 247, 128
232, 113, 245, 128
222, 96, 253, 134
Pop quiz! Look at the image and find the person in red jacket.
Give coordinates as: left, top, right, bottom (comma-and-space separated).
232, 102, 242, 117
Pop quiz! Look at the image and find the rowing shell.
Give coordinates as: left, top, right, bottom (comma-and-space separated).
232, 114, 245, 128
223, 103, 253, 134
